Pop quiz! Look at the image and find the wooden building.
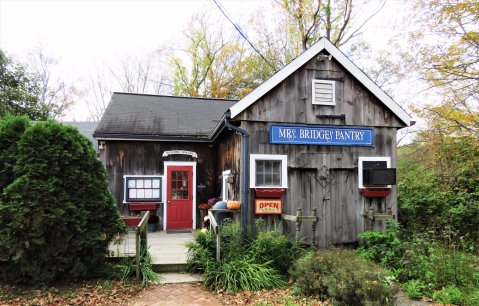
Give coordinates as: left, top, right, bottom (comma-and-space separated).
94, 38, 412, 246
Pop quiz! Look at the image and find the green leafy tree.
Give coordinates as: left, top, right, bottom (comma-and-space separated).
170, 10, 261, 99
0, 50, 49, 120
0, 119, 125, 284
409, 0, 479, 137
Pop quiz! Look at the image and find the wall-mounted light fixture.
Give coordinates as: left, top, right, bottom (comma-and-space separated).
98, 141, 105, 150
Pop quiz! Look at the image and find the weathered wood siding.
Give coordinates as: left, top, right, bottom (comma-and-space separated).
235, 54, 404, 246
216, 131, 242, 201
102, 141, 218, 223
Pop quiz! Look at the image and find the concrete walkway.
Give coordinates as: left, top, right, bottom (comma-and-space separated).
108, 230, 194, 265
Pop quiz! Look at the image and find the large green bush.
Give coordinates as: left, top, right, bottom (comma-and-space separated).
398, 139, 479, 248
0, 119, 125, 284
291, 248, 398, 306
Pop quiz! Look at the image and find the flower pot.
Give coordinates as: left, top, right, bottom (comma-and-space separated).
122, 216, 141, 227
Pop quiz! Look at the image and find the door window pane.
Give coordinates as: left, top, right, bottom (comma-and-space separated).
171, 171, 189, 199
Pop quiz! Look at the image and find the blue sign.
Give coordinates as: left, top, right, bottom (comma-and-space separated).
270, 124, 374, 146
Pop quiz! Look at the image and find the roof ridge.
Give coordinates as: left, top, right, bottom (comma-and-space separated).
112, 92, 238, 102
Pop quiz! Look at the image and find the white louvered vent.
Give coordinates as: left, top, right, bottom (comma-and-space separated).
312, 80, 335, 105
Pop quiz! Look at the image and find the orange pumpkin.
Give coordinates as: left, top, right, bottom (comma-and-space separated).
227, 200, 241, 210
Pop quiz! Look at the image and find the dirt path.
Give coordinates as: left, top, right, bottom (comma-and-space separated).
129, 283, 436, 306
130, 283, 222, 306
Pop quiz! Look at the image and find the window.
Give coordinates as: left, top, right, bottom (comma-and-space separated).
250, 154, 288, 188
124, 176, 162, 202
312, 79, 335, 105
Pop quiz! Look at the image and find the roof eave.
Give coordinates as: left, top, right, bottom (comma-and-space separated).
93, 133, 211, 143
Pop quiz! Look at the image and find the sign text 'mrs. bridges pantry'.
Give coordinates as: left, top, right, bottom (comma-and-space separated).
270, 124, 374, 146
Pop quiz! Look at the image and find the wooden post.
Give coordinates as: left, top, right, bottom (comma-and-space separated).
135, 211, 149, 280
216, 227, 221, 261
135, 231, 140, 280
295, 208, 302, 242
208, 210, 221, 261
312, 207, 318, 247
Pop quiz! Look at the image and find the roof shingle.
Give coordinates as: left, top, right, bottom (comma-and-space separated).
94, 93, 236, 140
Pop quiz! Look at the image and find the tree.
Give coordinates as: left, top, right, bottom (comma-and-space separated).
86, 68, 113, 122
27, 47, 77, 119
409, 0, 479, 137
0, 50, 48, 120
0, 119, 125, 283
108, 51, 168, 95
250, 0, 385, 71
170, 10, 262, 99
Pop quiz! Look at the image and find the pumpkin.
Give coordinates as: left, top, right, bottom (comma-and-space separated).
227, 200, 241, 210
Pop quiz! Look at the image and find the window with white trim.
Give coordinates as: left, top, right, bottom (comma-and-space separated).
312, 79, 335, 105
124, 176, 162, 202
250, 154, 288, 188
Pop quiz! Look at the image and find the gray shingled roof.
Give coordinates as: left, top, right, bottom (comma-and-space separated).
63, 122, 98, 149
94, 93, 237, 140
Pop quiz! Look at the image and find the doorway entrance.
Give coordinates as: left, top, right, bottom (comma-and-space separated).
165, 162, 196, 230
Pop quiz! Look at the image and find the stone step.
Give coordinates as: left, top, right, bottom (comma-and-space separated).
152, 263, 187, 273
157, 272, 202, 284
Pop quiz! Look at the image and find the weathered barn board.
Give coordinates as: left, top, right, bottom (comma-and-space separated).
232, 50, 402, 245
237, 56, 404, 128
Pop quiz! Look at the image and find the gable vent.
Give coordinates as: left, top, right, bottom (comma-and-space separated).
312, 79, 335, 105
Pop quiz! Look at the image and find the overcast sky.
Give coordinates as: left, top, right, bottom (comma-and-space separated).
0, 0, 408, 121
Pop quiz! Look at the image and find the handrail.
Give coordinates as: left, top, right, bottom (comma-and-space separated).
281, 208, 318, 246
135, 211, 150, 280
208, 210, 221, 261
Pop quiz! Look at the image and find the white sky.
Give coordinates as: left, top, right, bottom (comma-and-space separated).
0, 0, 414, 121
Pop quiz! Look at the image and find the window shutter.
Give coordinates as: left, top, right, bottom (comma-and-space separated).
312, 80, 335, 105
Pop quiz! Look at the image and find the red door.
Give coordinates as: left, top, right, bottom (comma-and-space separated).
167, 166, 193, 229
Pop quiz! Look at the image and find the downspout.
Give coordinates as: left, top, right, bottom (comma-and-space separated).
224, 111, 249, 240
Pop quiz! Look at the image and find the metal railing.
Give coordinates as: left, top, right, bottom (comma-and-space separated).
208, 210, 221, 261
135, 211, 149, 280
281, 208, 319, 246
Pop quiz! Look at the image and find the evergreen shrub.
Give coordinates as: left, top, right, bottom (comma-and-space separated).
0, 115, 30, 192
0, 119, 125, 284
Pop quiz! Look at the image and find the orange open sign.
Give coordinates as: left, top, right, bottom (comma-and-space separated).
255, 199, 282, 215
